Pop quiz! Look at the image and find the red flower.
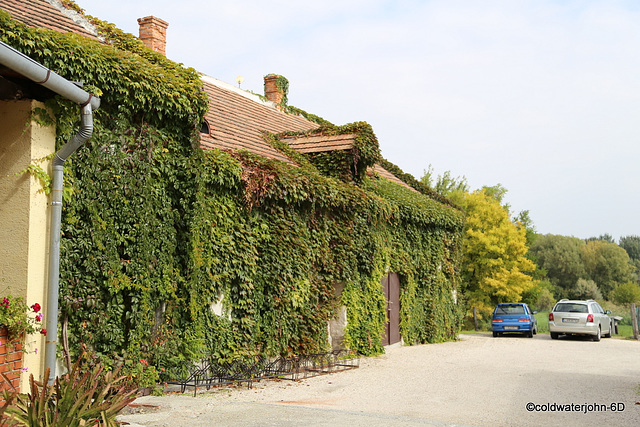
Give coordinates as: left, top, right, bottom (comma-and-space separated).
139, 359, 148, 365
31, 303, 41, 313
40, 328, 47, 336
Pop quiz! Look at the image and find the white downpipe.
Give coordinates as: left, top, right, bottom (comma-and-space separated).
45, 104, 94, 380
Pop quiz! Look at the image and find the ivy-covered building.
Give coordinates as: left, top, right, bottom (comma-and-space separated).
0, 0, 465, 383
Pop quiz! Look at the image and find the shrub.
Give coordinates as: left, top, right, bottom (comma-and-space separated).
0, 355, 136, 426
119, 358, 160, 392
535, 288, 556, 312
568, 279, 602, 301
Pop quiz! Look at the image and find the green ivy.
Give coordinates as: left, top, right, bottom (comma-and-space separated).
378, 158, 462, 210
284, 105, 333, 126
15, 155, 53, 195
0, 11, 465, 377
274, 121, 381, 183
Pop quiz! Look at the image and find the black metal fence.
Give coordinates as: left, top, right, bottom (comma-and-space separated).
165, 350, 360, 396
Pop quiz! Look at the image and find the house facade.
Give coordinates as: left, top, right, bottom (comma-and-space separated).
0, 0, 464, 386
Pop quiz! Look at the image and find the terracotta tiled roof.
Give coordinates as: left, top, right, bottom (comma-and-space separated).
199, 75, 319, 164
0, 0, 99, 40
2, 3, 415, 192
199, 77, 414, 190
280, 133, 357, 153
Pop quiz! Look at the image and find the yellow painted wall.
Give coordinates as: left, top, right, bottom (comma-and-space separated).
0, 100, 55, 388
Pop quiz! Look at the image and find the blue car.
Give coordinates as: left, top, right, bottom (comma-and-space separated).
491, 303, 537, 338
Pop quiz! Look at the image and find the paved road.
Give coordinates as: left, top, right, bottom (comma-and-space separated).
117, 334, 640, 426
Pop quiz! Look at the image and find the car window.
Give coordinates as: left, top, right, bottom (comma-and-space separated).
496, 305, 525, 315
554, 303, 588, 313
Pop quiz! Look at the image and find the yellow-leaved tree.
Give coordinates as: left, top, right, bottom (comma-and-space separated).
420, 168, 539, 318
459, 188, 537, 313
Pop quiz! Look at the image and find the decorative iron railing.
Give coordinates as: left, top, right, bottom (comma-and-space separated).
165, 350, 360, 396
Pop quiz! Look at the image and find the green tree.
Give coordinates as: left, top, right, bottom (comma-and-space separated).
619, 236, 640, 283
586, 234, 615, 243
611, 282, 640, 304
481, 184, 509, 207
581, 240, 632, 298
529, 234, 587, 293
420, 165, 468, 204
530, 235, 634, 299
459, 189, 537, 312
619, 235, 640, 261
420, 164, 468, 194
513, 210, 537, 251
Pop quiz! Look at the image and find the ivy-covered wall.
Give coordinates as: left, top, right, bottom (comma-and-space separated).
0, 11, 464, 374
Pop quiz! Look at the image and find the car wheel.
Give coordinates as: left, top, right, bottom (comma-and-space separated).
526, 329, 533, 338
533, 325, 537, 335
603, 321, 612, 338
593, 326, 601, 342
492, 331, 498, 337
550, 332, 559, 340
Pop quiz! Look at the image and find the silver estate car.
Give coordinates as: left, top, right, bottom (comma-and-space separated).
548, 299, 612, 341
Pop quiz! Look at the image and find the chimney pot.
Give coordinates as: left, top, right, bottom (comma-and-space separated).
264, 74, 286, 111
137, 16, 169, 56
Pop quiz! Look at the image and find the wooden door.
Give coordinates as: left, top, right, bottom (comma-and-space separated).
381, 273, 401, 346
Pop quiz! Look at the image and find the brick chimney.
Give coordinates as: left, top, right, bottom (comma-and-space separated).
137, 16, 169, 56
264, 74, 286, 110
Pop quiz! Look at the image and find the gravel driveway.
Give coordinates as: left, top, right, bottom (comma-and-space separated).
118, 334, 640, 426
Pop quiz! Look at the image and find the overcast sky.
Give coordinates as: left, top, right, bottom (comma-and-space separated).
74, 0, 640, 241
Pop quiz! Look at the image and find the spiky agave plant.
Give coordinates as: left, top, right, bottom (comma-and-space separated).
0, 354, 136, 426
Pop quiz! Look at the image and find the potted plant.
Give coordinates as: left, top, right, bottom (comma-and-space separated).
0, 295, 46, 343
